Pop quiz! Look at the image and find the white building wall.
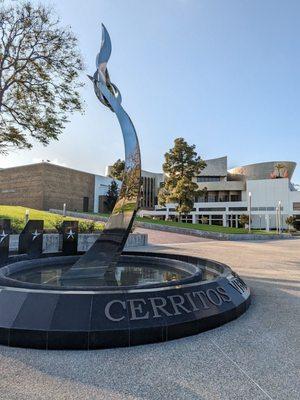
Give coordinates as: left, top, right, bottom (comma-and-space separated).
246, 179, 293, 230
290, 190, 300, 211
247, 179, 291, 212
140, 178, 300, 230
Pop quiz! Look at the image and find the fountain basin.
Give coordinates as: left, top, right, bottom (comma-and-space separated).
0, 252, 250, 349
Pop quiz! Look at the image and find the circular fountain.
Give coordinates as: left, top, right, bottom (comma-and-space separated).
0, 252, 250, 349
0, 25, 250, 349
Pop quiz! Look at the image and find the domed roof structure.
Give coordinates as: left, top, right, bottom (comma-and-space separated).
228, 161, 296, 181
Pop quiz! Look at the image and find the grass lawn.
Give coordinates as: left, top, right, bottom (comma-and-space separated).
0, 206, 104, 232
136, 217, 271, 234
82, 211, 272, 235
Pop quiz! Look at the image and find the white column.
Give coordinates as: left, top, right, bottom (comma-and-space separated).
192, 214, 196, 224
165, 207, 169, 221
209, 215, 212, 225
248, 191, 252, 233
223, 214, 227, 227
265, 214, 270, 231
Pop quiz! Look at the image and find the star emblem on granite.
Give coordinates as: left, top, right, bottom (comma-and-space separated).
32, 229, 42, 241
0, 230, 8, 244
67, 229, 75, 240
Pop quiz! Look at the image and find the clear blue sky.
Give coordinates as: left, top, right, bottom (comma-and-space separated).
2, 0, 300, 183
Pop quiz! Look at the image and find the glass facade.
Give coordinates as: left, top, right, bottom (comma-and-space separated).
140, 177, 156, 209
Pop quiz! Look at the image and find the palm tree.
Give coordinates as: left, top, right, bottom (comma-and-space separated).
274, 163, 287, 178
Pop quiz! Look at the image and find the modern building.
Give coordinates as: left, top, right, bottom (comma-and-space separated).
140, 169, 164, 209
0, 162, 117, 213
1, 158, 299, 230
139, 157, 300, 231
104, 165, 164, 210
0, 162, 95, 212
0, 162, 162, 214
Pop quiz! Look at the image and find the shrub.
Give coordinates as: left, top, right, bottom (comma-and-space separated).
51, 217, 65, 233
239, 214, 250, 228
286, 216, 296, 232
200, 216, 209, 224
78, 220, 96, 233
11, 218, 24, 233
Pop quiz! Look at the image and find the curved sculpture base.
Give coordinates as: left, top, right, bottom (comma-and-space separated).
0, 252, 250, 349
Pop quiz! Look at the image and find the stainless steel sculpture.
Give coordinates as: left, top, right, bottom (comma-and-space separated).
67, 24, 141, 277
0, 24, 251, 350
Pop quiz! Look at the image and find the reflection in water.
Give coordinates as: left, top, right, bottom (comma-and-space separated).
10, 263, 200, 288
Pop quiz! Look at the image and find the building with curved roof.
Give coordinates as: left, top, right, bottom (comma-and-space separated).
228, 161, 296, 181
141, 156, 300, 231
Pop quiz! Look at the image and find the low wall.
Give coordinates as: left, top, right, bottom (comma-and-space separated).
49, 209, 108, 222
49, 209, 291, 241
134, 222, 291, 241
9, 233, 148, 253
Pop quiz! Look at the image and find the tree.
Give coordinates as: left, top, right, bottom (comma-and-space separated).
109, 159, 125, 181
0, 2, 84, 153
158, 138, 206, 216
104, 180, 119, 212
274, 163, 287, 178
239, 214, 250, 228
285, 216, 296, 232
200, 216, 209, 225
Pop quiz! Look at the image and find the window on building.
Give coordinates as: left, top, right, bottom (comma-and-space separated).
207, 191, 218, 202
218, 191, 229, 202
140, 177, 156, 209
196, 176, 221, 182
293, 203, 300, 211
197, 191, 240, 203
181, 215, 192, 224
210, 215, 223, 226
230, 194, 242, 202
198, 207, 226, 211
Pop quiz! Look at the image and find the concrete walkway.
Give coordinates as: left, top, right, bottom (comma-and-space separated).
0, 232, 299, 400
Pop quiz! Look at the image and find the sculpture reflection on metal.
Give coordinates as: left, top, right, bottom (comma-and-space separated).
66, 24, 141, 279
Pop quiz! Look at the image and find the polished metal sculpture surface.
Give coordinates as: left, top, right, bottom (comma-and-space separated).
66, 24, 141, 279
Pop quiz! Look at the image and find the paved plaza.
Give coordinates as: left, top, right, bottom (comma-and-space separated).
0, 231, 299, 400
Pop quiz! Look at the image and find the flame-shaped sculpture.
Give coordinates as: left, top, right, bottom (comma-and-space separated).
65, 25, 141, 280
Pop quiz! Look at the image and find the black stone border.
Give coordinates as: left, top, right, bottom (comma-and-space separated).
0, 252, 251, 350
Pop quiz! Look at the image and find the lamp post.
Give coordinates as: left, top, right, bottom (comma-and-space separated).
63, 203, 67, 217
278, 200, 282, 234
25, 209, 29, 224
248, 191, 252, 233
259, 215, 262, 229
265, 214, 270, 231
